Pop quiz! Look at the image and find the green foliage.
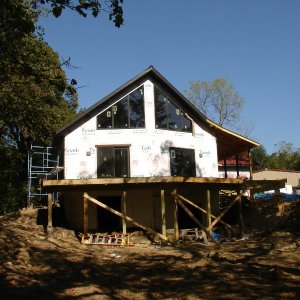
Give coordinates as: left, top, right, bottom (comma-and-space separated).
185, 78, 244, 129
0, 0, 79, 212
0, 36, 78, 152
251, 145, 269, 171
0, 146, 27, 213
252, 142, 300, 171
29, 0, 124, 27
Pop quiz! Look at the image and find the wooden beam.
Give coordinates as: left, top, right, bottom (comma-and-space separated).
207, 189, 246, 231
161, 190, 166, 237
42, 176, 244, 191
173, 189, 179, 242
84, 193, 172, 244
83, 195, 88, 234
224, 159, 227, 178
176, 197, 219, 245
248, 150, 253, 180
176, 193, 237, 233
121, 190, 127, 234
47, 193, 53, 236
206, 189, 212, 233
238, 193, 243, 235
235, 154, 240, 178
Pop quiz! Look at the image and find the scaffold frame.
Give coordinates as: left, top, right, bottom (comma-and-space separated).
27, 145, 62, 206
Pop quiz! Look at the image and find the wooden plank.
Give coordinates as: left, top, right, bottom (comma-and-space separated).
176, 197, 219, 245
173, 190, 179, 241
84, 193, 172, 244
121, 190, 127, 234
207, 189, 246, 232
42, 176, 244, 188
83, 195, 88, 235
206, 189, 212, 233
47, 193, 53, 236
161, 190, 166, 237
176, 193, 237, 233
238, 193, 243, 235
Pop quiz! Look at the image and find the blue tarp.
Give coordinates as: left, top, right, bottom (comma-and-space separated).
254, 193, 299, 201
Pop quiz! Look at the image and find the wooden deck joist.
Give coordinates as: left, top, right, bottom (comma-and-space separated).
42, 176, 286, 194
42, 176, 245, 192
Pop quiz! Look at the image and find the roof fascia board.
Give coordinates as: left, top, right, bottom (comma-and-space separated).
206, 119, 259, 148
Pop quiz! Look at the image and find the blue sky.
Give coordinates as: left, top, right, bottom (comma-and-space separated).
39, 0, 300, 154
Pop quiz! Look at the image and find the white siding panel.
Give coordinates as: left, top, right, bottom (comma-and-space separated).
64, 80, 218, 179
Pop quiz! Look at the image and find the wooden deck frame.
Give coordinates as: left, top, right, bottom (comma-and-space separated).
176, 193, 238, 233
44, 176, 286, 241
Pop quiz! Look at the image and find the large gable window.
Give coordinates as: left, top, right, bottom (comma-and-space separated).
154, 86, 192, 132
97, 86, 145, 129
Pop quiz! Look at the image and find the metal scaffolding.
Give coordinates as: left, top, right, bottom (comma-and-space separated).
27, 145, 62, 206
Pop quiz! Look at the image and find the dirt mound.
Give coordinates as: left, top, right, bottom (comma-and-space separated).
1, 203, 300, 299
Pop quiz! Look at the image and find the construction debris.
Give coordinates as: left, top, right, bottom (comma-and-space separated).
80, 232, 135, 246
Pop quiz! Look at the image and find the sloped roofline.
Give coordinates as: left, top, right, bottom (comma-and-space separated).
56, 66, 259, 159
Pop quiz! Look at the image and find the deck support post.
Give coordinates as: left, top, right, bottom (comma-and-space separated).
84, 193, 172, 244
122, 190, 127, 234
161, 190, 166, 237
238, 190, 243, 236
47, 193, 53, 236
173, 189, 179, 242
206, 189, 212, 233
83, 194, 88, 235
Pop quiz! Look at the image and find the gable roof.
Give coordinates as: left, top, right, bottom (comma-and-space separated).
56, 66, 259, 160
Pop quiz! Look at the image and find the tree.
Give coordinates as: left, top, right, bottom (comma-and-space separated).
251, 145, 269, 171
0, 1, 79, 212
185, 79, 244, 129
251, 142, 300, 172
0, 0, 125, 211
267, 141, 300, 170
0, 35, 78, 211
29, 0, 124, 27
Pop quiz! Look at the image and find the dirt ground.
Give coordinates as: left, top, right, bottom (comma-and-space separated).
1, 199, 300, 300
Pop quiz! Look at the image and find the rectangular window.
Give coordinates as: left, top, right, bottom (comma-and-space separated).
168, 101, 181, 131
97, 147, 129, 178
154, 88, 168, 129
113, 97, 129, 128
170, 147, 196, 177
97, 109, 112, 129
129, 88, 145, 128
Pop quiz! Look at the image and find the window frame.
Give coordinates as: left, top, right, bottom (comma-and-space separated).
97, 86, 145, 130
154, 86, 192, 133
170, 147, 196, 177
96, 146, 130, 178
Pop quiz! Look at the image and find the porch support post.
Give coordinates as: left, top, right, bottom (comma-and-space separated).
238, 190, 243, 236
161, 190, 166, 237
83, 193, 88, 235
173, 189, 179, 242
248, 150, 253, 180
206, 189, 212, 233
235, 155, 240, 178
122, 190, 127, 234
47, 193, 53, 236
224, 159, 228, 178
